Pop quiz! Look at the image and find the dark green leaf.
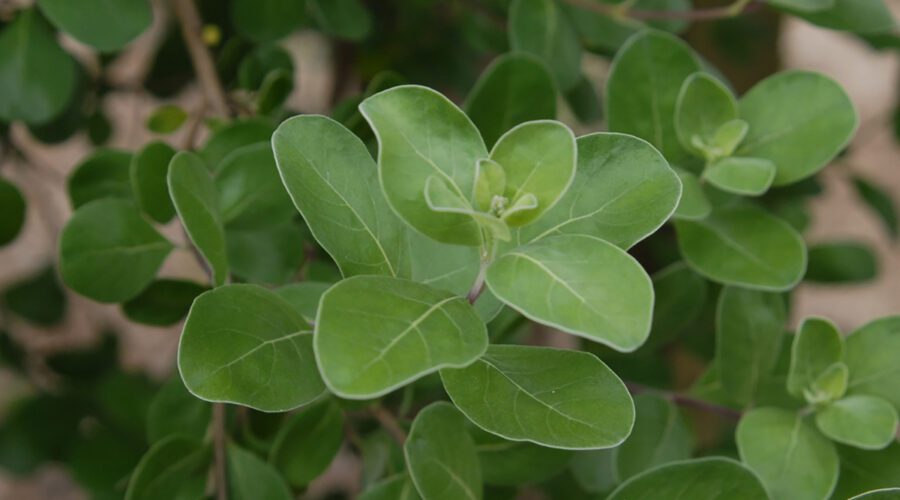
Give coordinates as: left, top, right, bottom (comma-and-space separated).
805, 241, 877, 283
0, 177, 25, 246
131, 141, 177, 223
269, 399, 343, 487
852, 176, 898, 239
68, 149, 134, 209
3, 265, 66, 326
38, 0, 152, 51
122, 279, 208, 326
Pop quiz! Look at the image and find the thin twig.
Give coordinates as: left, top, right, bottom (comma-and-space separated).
370, 405, 408, 445
565, 0, 762, 22
170, 0, 230, 117
625, 381, 743, 420
212, 403, 228, 500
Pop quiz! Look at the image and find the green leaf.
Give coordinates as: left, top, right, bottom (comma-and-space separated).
607, 457, 769, 500
4, 266, 66, 326
851, 489, 900, 500
122, 279, 208, 326
269, 399, 343, 488
257, 68, 293, 115
816, 395, 899, 450
508, 0, 581, 91
360, 85, 487, 245
124, 436, 210, 500
216, 142, 294, 229
488, 120, 575, 226
515, 133, 681, 250
675, 205, 807, 291
767, 0, 834, 13
472, 428, 573, 486
570, 450, 618, 495
225, 219, 305, 285
315, 275, 487, 399
272, 114, 409, 277
844, 316, 900, 411
60, 199, 173, 302
131, 141, 176, 223
606, 30, 702, 163
736, 407, 839, 500
0, 177, 25, 247
852, 176, 898, 239
230, 0, 306, 43
0, 9, 78, 125
441, 345, 634, 449
789, 0, 895, 34
464, 54, 557, 149
672, 168, 710, 221
564, 74, 603, 123
146, 104, 187, 134
68, 149, 134, 209
178, 284, 325, 412
146, 376, 211, 444
787, 317, 844, 398
648, 262, 708, 346
615, 394, 693, 480
405, 402, 482, 500
309, 0, 372, 41
487, 234, 652, 351
715, 287, 786, 406
737, 71, 857, 186
238, 45, 294, 91
38, 0, 151, 51
805, 241, 878, 283
675, 72, 737, 158
703, 157, 776, 196
833, 443, 900, 499
360, 474, 422, 500
168, 151, 229, 287
228, 444, 293, 500
201, 118, 275, 170
276, 281, 331, 324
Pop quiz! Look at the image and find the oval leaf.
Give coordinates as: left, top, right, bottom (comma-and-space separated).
315, 276, 487, 399
608, 457, 769, 500
131, 141, 176, 223
844, 316, 900, 410
787, 316, 844, 398
269, 399, 344, 487
703, 157, 776, 196
38, 0, 151, 52
675, 72, 738, 158
0, 177, 26, 246
508, 0, 581, 91
486, 234, 653, 351
406, 402, 482, 500
178, 284, 325, 412
816, 395, 899, 450
68, 149, 134, 209
441, 344, 635, 449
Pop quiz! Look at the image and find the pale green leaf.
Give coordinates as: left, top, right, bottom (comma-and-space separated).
488, 120, 575, 227
228, 444, 292, 500
675, 72, 737, 158
615, 394, 693, 480
464, 54, 557, 148
60, 199, 173, 302
0, 9, 77, 124
178, 284, 325, 412
38, 0, 151, 51
315, 276, 487, 399
360, 85, 486, 245
816, 395, 899, 450
168, 152, 229, 287
514, 133, 681, 250
130, 141, 176, 223
703, 157, 776, 196
675, 205, 807, 291
737, 71, 857, 186
715, 287, 786, 406
508, 0, 581, 91
269, 399, 343, 487
405, 402, 482, 500
607, 457, 769, 500
737, 407, 839, 500
805, 362, 848, 404
487, 234, 653, 351
844, 316, 900, 411
441, 345, 635, 449
68, 149, 134, 209
606, 30, 702, 163
787, 317, 844, 398
672, 168, 711, 221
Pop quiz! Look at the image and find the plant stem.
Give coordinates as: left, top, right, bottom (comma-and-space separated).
212, 403, 228, 500
170, 0, 230, 117
370, 404, 408, 446
565, 0, 761, 22
624, 381, 743, 420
